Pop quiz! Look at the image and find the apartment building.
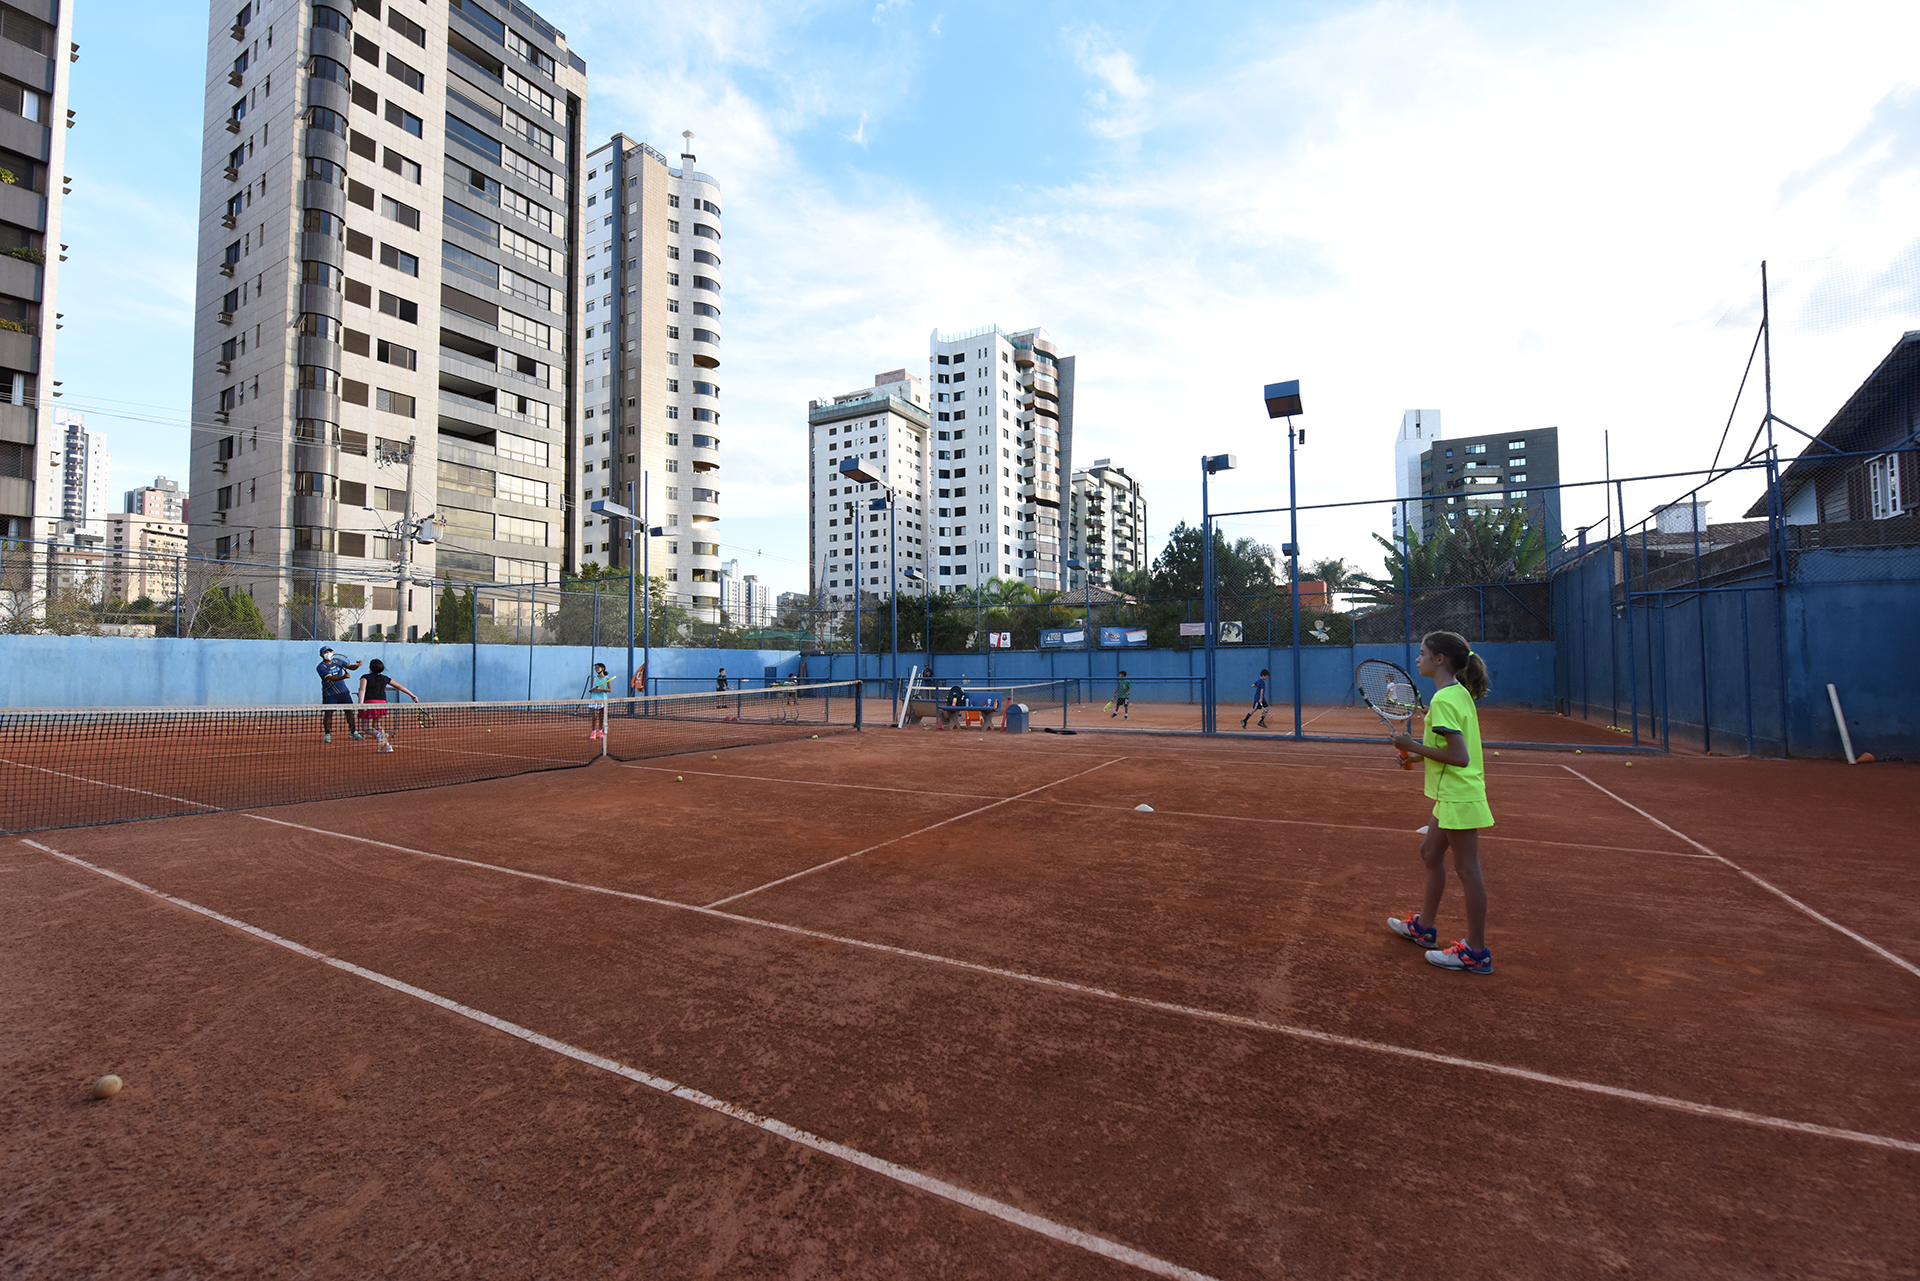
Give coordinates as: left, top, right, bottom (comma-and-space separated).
0, 0, 72, 546
56, 406, 106, 527
1066, 458, 1146, 590
926, 324, 1075, 592
103, 510, 188, 602
807, 368, 928, 604
715, 557, 770, 627
125, 474, 187, 521
1392, 409, 1441, 541
573, 130, 726, 619
190, 0, 586, 638
1419, 426, 1562, 545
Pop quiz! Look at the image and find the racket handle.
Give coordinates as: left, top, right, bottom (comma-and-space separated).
1398, 750, 1416, 771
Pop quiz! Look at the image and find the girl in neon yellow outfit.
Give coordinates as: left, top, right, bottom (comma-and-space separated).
1385, 631, 1494, 974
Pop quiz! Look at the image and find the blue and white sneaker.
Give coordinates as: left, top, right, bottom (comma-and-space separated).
1426, 940, 1493, 974
1387, 913, 1437, 948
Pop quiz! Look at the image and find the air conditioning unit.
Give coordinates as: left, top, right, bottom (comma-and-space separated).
230, 22, 246, 39
218, 262, 235, 277
220, 213, 236, 229
218, 311, 234, 325
228, 70, 243, 86
216, 360, 231, 374
226, 117, 241, 133
214, 411, 230, 425
224, 166, 240, 181
212, 459, 229, 473
211, 510, 227, 524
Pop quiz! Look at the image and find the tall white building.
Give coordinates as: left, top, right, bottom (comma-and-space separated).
104, 510, 188, 603
926, 324, 1074, 591
573, 131, 725, 620
0, 0, 73, 549
57, 408, 109, 528
716, 557, 770, 627
189, 0, 587, 639
1393, 409, 1442, 540
1067, 458, 1147, 589
808, 368, 928, 605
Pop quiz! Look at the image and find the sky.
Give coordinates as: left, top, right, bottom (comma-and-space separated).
54, 0, 1920, 597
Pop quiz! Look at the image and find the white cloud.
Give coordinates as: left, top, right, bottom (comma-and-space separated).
1064, 24, 1154, 141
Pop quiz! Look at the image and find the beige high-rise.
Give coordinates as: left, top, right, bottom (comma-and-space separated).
189, 0, 587, 639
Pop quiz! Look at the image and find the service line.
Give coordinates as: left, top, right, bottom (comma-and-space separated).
1564, 767, 1920, 980
23, 839, 1215, 1281
101, 813, 1920, 1158
702, 756, 1127, 909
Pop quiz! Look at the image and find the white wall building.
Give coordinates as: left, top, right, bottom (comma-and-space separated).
574, 131, 725, 621
1394, 409, 1442, 540
715, 557, 771, 627
1067, 458, 1147, 589
103, 511, 188, 603
926, 324, 1074, 592
57, 408, 109, 529
808, 368, 928, 604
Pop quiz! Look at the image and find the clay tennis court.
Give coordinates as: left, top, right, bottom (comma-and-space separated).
5, 726, 1916, 1278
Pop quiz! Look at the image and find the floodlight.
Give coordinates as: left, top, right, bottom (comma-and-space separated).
1203, 454, 1237, 474
839, 458, 879, 485
591, 498, 633, 520
1263, 380, 1303, 419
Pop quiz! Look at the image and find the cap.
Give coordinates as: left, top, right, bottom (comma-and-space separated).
319, 646, 333, 655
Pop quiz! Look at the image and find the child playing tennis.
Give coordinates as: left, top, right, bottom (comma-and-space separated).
1242, 668, 1271, 729
356, 659, 419, 754
1111, 670, 1131, 719
587, 662, 613, 740
1386, 630, 1494, 974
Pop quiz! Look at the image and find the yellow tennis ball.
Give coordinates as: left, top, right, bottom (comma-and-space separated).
92, 1075, 122, 1099
1492, 751, 1500, 757
676, 775, 683, 781
1625, 761, 1634, 767
711, 755, 717, 760
1575, 749, 1582, 754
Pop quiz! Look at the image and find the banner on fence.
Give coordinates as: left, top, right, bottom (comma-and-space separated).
1178, 622, 1206, 637
988, 631, 1012, 649
1039, 628, 1087, 649
1099, 626, 1149, 648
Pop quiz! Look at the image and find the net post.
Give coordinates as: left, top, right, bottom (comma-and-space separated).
855, 679, 863, 731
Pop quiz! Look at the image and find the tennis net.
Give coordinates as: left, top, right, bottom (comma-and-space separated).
0, 681, 861, 834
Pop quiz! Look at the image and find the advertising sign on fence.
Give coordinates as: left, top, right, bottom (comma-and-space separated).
1039, 628, 1087, 649
1178, 622, 1206, 637
988, 631, 1012, 649
1100, 626, 1149, 648
1220, 621, 1244, 643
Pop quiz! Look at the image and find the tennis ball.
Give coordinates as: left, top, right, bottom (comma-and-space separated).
1624, 761, 1634, 767
1859, 752, 1875, 763
711, 755, 717, 760
1492, 751, 1500, 757
1575, 749, 1582, 754
92, 1075, 122, 1099
676, 775, 684, 781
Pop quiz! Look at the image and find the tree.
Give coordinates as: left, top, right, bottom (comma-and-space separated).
1305, 557, 1354, 592
434, 585, 476, 643
190, 586, 272, 639
1349, 507, 1549, 602
1145, 522, 1281, 599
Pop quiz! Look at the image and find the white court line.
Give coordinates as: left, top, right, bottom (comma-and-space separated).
614, 763, 1703, 860
177, 813, 1920, 1157
1564, 767, 1920, 981
0, 758, 218, 811
621, 764, 1003, 802
703, 757, 1127, 910
21, 840, 1214, 1281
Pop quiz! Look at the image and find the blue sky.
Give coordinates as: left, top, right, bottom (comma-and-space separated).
57, 0, 1920, 595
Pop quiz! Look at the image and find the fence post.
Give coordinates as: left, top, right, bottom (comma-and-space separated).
1617, 480, 1639, 747
470, 587, 479, 702
173, 555, 182, 638
1399, 500, 1413, 670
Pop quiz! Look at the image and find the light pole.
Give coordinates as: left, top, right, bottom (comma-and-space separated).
905, 567, 931, 682
363, 501, 441, 643
1200, 453, 1236, 734
838, 457, 885, 701
1066, 557, 1092, 701
1263, 380, 1305, 739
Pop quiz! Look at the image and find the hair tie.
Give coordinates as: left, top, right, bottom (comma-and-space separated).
1468, 651, 1478, 658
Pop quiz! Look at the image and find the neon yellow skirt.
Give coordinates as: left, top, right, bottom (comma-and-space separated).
1433, 799, 1494, 830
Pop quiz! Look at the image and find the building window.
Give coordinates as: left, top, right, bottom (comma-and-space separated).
380, 195, 421, 229
377, 292, 418, 323
383, 150, 422, 183
375, 389, 416, 417
376, 339, 417, 370
1507, 439, 1526, 450
380, 244, 420, 276
1465, 444, 1486, 455
386, 54, 424, 92
384, 101, 424, 137
1869, 454, 1905, 519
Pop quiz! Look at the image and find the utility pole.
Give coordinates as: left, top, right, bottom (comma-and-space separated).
373, 434, 434, 642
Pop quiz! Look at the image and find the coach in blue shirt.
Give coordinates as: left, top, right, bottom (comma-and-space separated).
317, 646, 364, 743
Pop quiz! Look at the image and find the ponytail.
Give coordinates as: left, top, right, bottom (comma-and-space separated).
1423, 630, 1490, 700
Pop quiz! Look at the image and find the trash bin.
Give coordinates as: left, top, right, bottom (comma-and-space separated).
1004, 703, 1030, 733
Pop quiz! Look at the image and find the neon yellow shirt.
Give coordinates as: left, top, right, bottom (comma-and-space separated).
1423, 682, 1486, 804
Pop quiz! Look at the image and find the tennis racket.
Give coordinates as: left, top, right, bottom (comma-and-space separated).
416, 701, 433, 729
1356, 659, 1421, 771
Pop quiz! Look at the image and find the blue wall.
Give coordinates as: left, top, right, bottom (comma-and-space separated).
0, 636, 805, 708
806, 640, 1558, 709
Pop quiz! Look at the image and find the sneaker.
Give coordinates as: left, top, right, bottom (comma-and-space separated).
1387, 913, 1437, 948
378, 744, 394, 753
349, 732, 366, 741
322, 733, 332, 744
1241, 713, 1251, 728
1427, 941, 1493, 974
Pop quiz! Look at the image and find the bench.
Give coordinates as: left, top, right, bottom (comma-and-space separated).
903, 697, 1002, 729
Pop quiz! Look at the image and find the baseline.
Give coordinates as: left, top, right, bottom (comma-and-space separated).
133, 813, 1920, 1156
25, 839, 1213, 1281
703, 757, 1127, 909
1564, 767, 1920, 981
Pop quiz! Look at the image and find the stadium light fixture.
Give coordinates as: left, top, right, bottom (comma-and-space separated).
839, 458, 879, 486
1264, 378, 1306, 740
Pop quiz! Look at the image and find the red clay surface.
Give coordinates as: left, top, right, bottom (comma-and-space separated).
4, 729, 1917, 1279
